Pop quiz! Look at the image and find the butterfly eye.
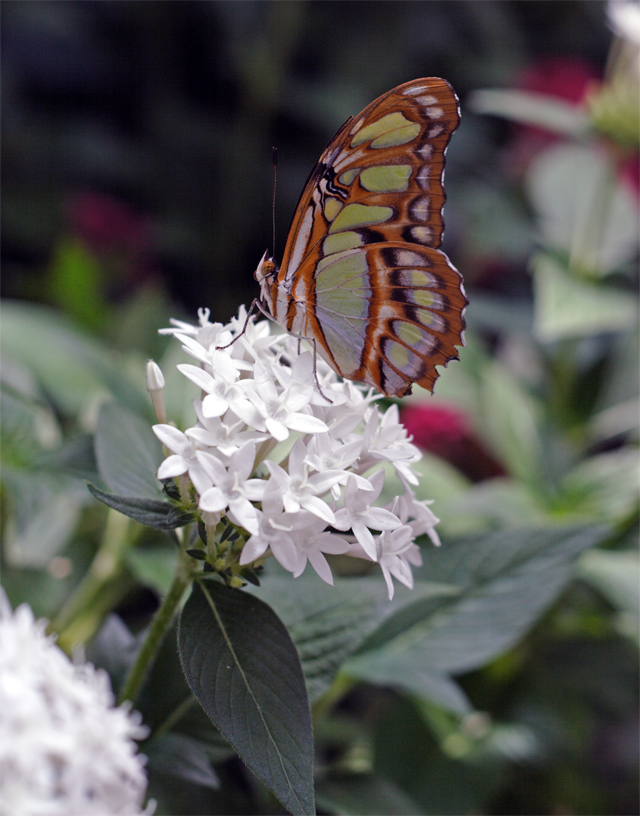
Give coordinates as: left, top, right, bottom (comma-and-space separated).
254, 252, 277, 283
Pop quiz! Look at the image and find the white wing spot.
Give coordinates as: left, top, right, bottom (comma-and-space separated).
416, 167, 431, 190
410, 196, 431, 221
416, 94, 439, 107
394, 249, 430, 267
411, 226, 434, 244
402, 84, 431, 97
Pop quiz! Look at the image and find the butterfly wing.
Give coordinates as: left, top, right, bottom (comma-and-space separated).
277, 77, 467, 398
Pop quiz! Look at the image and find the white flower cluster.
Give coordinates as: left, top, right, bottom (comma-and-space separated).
0, 591, 152, 816
153, 307, 440, 600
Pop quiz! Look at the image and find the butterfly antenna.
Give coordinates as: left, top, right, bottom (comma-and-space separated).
272, 146, 278, 259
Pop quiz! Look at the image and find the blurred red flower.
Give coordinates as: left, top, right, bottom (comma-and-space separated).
401, 403, 505, 482
69, 190, 153, 257
517, 56, 598, 105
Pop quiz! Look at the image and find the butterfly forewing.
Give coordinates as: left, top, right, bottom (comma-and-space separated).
269, 77, 467, 398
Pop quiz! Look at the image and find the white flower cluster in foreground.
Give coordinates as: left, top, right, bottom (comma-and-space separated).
0, 591, 152, 816
153, 307, 440, 600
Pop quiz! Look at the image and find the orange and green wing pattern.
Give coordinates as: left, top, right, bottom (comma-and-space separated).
276, 78, 467, 398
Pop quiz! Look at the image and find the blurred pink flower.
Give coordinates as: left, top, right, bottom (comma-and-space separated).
67, 190, 157, 286
517, 57, 599, 105
69, 190, 152, 255
401, 403, 470, 451
401, 403, 505, 482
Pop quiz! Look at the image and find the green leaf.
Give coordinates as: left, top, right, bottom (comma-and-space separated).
177, 581, 315, 816
348, 525, 610, 676
95, 402, 163, 499
1, 389, 91, 566
347, 659, 472, 715
555, 448, 640, 522
48, 238, 106, 332
254, 575, 391, 702
469, 89, 591, 137
255, 575, 454, 705
533, 253, 638, 341
526, 144, 640, 275
86, 483, 192, 530
442, 479, 548, 536
577, 549, 640, 641
145, 732, 220, 789
0, 302, 148, 416
125, 543, 179, 594
478, 361, 543, 486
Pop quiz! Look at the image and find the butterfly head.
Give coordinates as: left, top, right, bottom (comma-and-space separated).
254, 249, 278, 304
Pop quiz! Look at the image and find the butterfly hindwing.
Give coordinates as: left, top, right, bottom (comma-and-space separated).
262, 78, 467, 398
302, 242, 465, 397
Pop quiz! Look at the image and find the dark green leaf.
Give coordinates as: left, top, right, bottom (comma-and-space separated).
178, 581, 315, 816
86, 483, 193, 530
372, 695, 506, 815
145, 732, 220, 789
255, 575, 454, 705
86, 614, 141, 695
95, 402, 163, 499
349, 525, 610, 676
186, 549, 208, 560
347, 660, 472, 715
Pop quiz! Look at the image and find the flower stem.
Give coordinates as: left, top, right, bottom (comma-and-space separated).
51, 509, 137, 653
117, 544, 195, 706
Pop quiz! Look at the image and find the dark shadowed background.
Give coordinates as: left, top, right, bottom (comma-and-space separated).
2, 1, 609, 330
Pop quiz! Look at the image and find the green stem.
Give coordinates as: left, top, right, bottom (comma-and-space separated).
118, 545, 195, 706
312, 672, 354, 721
51, 509, 137, 653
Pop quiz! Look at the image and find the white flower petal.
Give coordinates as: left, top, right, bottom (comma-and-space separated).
265, 417, 290, 442
0, 591, 150, 815
270, 534, 301, 573
304, 551, 334, 584
199, 486, 227, 513
300, 495, 336, 524
228, 497, 260, 535
157, 454, 187, 480
153, 423, 188, 451
177, 364, 215, 392
202, 393, 229, 418
196, 450, 227, 483
240, 533, 269, 564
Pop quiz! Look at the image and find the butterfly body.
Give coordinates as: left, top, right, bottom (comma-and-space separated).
255, 78, 467, 398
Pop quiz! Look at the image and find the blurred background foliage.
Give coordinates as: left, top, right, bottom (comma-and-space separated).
1, 1, 638, 815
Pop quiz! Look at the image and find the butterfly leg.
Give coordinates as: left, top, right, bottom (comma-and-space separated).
216, 298, 275, 350
310, 338, 333, 404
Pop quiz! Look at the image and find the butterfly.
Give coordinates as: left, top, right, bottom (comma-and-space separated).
254, 77, 467, 398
